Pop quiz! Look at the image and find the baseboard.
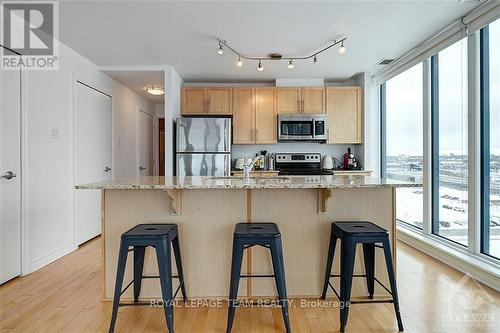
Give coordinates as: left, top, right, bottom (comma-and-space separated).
397, 228, 500, 292
29, 244, 78, 274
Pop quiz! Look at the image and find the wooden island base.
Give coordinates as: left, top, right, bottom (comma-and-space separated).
102, 187, 396, 300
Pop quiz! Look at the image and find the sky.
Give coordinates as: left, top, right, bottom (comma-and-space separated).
385, 18, 500, 157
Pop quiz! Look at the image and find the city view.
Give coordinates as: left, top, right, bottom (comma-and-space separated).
387, 154, 500, 257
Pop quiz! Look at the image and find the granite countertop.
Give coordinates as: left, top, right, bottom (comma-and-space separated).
76, 176, 420, 190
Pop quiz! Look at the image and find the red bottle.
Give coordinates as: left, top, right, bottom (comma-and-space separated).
343, 148, 351, 170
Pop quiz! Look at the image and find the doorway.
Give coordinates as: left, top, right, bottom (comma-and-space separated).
137, 110, 154, 176
75, 81, 112, 245
0, 47, 22, 284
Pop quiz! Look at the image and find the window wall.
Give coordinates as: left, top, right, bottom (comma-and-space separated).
384, 64, 424, 229
433, 39, 469, 246
482, 19, 500, 259
380, 17, 500, 264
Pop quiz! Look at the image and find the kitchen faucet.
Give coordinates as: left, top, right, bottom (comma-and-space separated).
243, 155, 260, 181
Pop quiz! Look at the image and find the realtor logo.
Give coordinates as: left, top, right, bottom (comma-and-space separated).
1, 1, 59, 70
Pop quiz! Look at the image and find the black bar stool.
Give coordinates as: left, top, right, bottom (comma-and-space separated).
226, 223, 291, 333
109, 224, 187, 333
320, 221, 404, 332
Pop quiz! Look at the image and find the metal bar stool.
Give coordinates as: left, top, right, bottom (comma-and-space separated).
320, 221, 404, 332
108, 224, 187, 333
226, 223, 291, 333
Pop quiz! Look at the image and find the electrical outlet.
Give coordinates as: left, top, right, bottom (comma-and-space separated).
50, 128, 58, 139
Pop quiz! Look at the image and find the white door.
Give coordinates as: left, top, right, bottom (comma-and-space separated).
75, 82, 112, 245
0, 50, 22, 284
137, 111, 153, 176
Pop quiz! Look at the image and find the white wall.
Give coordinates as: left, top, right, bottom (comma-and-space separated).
353, 72, 380, 177
24, 41, 153, 273
164, 67, 183, 176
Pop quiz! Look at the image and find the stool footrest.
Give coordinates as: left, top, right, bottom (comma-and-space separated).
239, 274, 275, 278
327, 274, 393, 297
119, 276, 183, 296
118, 302, 152, 307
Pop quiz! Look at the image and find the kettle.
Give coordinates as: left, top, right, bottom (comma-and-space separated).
322, 155, 333, 170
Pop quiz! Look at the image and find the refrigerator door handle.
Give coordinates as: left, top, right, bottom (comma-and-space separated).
224, 154, 230, 176
224, 118, 229, 152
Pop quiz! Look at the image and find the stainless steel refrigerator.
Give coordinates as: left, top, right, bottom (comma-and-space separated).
175, 117, 231, 176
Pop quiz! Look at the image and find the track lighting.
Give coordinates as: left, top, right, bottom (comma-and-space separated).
215, 37, 347, 70
257, 60, 264, 72
217, 42, 224, 55
339, 41, 346, 54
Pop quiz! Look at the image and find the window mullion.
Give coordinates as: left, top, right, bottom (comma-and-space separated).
479, 26, 490, 255
467, 31, 482, 254
423, 58, 433, 235
430, 55, 440, 235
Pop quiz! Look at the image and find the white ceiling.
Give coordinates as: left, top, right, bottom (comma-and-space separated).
102, 70, 165, 103
59, 1, 481, 82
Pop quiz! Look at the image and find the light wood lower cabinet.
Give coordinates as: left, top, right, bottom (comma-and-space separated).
233, 87, 277, 144
326, 86, 362, 144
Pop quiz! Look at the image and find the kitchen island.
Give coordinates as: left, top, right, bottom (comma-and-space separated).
76, 176, 418, 301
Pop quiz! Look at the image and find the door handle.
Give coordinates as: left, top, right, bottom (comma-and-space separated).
104, 167, 112, 172
139, 166, 146, 171
1, 171, 16, 180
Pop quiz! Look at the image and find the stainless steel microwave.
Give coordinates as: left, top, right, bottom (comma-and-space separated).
278, 114, 328, 142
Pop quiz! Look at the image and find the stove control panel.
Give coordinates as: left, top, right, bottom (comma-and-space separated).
275, 153, 321, 163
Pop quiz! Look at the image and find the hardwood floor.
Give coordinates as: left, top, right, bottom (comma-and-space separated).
1, 237, 498, 332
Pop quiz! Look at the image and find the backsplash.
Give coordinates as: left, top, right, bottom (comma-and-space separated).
232, 143, 364, 168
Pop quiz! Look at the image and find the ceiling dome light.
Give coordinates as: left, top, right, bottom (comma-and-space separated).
287, 59, 295, 70
257, 60, 264, 72
339, 41, 346, 54
145, 86, 165, 96
236, 56, 243, 67
217, 42, 224, 55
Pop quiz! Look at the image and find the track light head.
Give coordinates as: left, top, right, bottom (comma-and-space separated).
339, 41, 346, 54
236, 56, 243, 67
313, 55, 318, 63
217, 42, 224, 55
257, 60, 264, 72
287, 59, 295, 70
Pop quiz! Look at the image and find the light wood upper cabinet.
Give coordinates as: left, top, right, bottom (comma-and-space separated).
326, 86, 363, 144
255, 87, 277, 144
207, 88, 232, 115
233, 88, 255, 144
302, 87, 325, 114
233, 87, 277, 144
278, 87, 325, 114
182, 87, 232, 115
278, 88, 301, 114
182, 88, 206, 115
